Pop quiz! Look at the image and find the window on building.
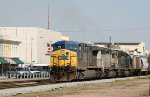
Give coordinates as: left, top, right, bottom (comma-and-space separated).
14, 46, 16, 54
6, 46, 7, 54
9, 46, 11, 51
47, 43, 50, 47
15, 47, 17, 53
1, 45, 3, 51
0, 45, 2, 55
12, 46, 15, 54
4, 45, 6, 54
15, 47, 17, 54
6, 46, 9, 54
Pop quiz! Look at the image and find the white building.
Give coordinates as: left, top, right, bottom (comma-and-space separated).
0, 27, 69, 67
61, 35, 70, 41
114, 42, 145, 54
95, 42, 146, 56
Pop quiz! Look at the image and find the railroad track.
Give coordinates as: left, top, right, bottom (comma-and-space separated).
0, 78, 51, 89
0, 75, 148, 90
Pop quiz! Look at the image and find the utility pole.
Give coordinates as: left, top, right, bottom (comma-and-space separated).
148, 53, 150, 96
149, 55, 150, 96
109, 36, 111, 44
48, 3, 50, 30
149, 75, 150, 96
109, 36, 112, 68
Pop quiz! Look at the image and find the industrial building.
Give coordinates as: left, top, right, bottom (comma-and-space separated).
0, 27, 69, 70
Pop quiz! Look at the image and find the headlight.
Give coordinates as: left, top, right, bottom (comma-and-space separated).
65, 63, 70, 66
62, 50, 65, 55
53, 63, 57, 66
65, 64, 67, 66
58, 56, 62, 59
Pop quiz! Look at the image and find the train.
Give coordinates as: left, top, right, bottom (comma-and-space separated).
49, 40, 150, 82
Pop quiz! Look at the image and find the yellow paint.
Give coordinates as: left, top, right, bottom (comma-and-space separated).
50, 49, 77, 67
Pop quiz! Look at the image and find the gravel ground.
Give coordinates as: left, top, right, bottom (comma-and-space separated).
0, 76, 148, 97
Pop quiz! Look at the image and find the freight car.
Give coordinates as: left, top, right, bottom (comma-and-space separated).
130, 55, 149, 75
49, 40, 149, 82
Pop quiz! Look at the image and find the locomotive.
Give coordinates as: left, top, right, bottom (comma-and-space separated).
49, 40, 149, 82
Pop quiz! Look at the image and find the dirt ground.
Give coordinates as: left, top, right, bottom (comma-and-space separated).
11, 78, 150, 97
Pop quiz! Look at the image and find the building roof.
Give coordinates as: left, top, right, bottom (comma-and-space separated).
94, 42, 141, 45
114, 43, 141, 45
0, 39, 21, 44
94, 42, 112, 45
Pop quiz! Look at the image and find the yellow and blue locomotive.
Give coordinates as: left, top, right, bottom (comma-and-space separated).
50, 41, 106, 81
50, 41, 79, 81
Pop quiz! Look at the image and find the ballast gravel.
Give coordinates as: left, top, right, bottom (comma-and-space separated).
0, 76, 147, 97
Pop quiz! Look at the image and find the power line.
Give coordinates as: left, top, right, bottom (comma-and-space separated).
56, 27, 150, 32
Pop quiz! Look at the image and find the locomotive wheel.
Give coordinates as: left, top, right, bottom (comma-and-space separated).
95, 71, 101, 79
103, 71, 108, 78
77, 72, 84, 80
138, 72, 141, 76
50, 75, 57, 83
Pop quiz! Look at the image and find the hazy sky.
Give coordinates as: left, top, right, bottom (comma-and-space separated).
0, 0, 150, 49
